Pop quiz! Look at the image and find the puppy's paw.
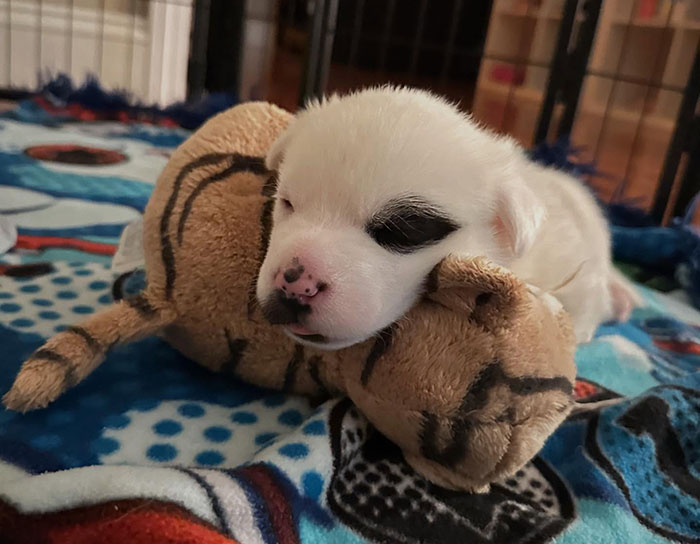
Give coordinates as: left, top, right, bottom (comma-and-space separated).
610, 273, 642, 322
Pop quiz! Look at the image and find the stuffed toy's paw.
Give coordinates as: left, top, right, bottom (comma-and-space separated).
3, 358, 68, 412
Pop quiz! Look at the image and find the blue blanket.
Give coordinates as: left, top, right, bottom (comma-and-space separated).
0, 107, 698, 543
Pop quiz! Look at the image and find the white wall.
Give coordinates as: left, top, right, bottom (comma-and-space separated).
0, 0, 192, 106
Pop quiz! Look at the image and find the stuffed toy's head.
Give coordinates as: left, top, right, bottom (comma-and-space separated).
3, 102, 576, 492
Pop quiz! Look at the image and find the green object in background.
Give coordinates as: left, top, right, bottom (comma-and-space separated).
614, 261, 678, 292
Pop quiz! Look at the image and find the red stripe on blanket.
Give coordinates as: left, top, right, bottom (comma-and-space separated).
0, 498, 238, 544
653, 338, 700, 355
239, 465, 299, 544
15, 234, 117, 255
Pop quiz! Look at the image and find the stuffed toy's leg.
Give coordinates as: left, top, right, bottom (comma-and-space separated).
3, 294, 175, 412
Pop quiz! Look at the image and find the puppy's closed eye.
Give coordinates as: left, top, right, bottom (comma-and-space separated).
366, 197, 459, 254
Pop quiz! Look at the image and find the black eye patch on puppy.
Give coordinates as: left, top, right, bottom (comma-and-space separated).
366, 196, 459, 253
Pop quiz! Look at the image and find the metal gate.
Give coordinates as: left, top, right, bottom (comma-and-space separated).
291, 0, 699, 224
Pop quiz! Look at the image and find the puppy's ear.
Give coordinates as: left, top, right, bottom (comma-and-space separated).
493, 176, 545, 258
426, 255, 526, 326
266, 122, 295, 171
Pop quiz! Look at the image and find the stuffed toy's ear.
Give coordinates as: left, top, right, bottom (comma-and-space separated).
265, 122, 295, 171
426, 255, 526, 324
493, 176, 546, 258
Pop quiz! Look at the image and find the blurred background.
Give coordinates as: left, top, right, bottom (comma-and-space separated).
0, 0, 698, 223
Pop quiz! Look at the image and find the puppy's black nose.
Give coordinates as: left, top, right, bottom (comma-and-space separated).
261, 290, 311, 325
283, 266, 303, 283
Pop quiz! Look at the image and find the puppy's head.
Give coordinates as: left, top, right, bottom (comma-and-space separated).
256, 87, 544, 349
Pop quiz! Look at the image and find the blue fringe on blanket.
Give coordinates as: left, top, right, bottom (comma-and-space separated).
39, 74, 238, 130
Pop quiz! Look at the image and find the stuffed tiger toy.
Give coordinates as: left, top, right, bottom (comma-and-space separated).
3, 102, 576, 492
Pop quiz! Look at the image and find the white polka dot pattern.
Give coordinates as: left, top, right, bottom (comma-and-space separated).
99, 397, 315, 469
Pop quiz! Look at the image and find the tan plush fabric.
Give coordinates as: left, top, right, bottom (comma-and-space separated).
3, 102, 576, 492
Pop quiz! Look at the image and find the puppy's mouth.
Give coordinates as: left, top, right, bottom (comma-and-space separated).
285, 323, 327, 344
260, 292, 330, 345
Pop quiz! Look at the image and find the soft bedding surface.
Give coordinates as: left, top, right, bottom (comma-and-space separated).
0, 106, 698, 544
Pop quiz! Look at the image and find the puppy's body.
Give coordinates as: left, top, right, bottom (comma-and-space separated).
257, 87, 636, 347
508, 159, 617, 341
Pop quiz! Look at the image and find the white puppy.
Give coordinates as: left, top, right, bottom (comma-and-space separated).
256, 87, 638, 348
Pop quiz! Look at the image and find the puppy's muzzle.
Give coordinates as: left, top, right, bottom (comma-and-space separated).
261, 290, 311, 325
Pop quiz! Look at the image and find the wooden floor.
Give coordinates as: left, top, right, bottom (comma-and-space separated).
570, 112, 672, 210
268, 49, 475, 114
0, 100, 16, 113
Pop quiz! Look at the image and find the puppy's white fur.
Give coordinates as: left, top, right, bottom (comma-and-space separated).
257, 87, 638, 348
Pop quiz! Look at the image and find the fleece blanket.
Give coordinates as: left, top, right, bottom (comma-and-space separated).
0, 105, 698, 544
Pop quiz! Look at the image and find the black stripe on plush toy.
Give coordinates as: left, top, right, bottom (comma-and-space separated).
29, 349, 78, 388
259, 186, 276, 255
248, 197, 276, 319
419, 411, 472, 468
423, 263, 441, 294
508, 374, 573, 396
262, 170, 279, 197
124, 294, 156, 317
360, 325, 397, 386
221, 329, 248, 375
419, 360, 573, 467
66, 326, 101, 353
308, 355, 331, 397
176, 155, 268, 245
283, 345, 305, 391
161, 153, 233, 300
459, 360, 572, 415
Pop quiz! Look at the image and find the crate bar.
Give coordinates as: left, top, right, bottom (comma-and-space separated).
556, 0, 602, 138
127, 0, 136, 92
534, 0, 579, 144
408, 0, 428, 79
5, 0, 10, 88
670, 123, 699, 220
187, 0, 211, 99
619, 4, 675, 206
377, 0, 395, 73
67, 0, 74, 74
589, 1, 637, 171
652, 43, 700, 222
348, 0, 364, 67
440, 0, 463, 84
500, 0, 536, 135
36, 0, 42, 83
284, 0, 296, 26
299, 0, 338, 106
317, 0, 339, 96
